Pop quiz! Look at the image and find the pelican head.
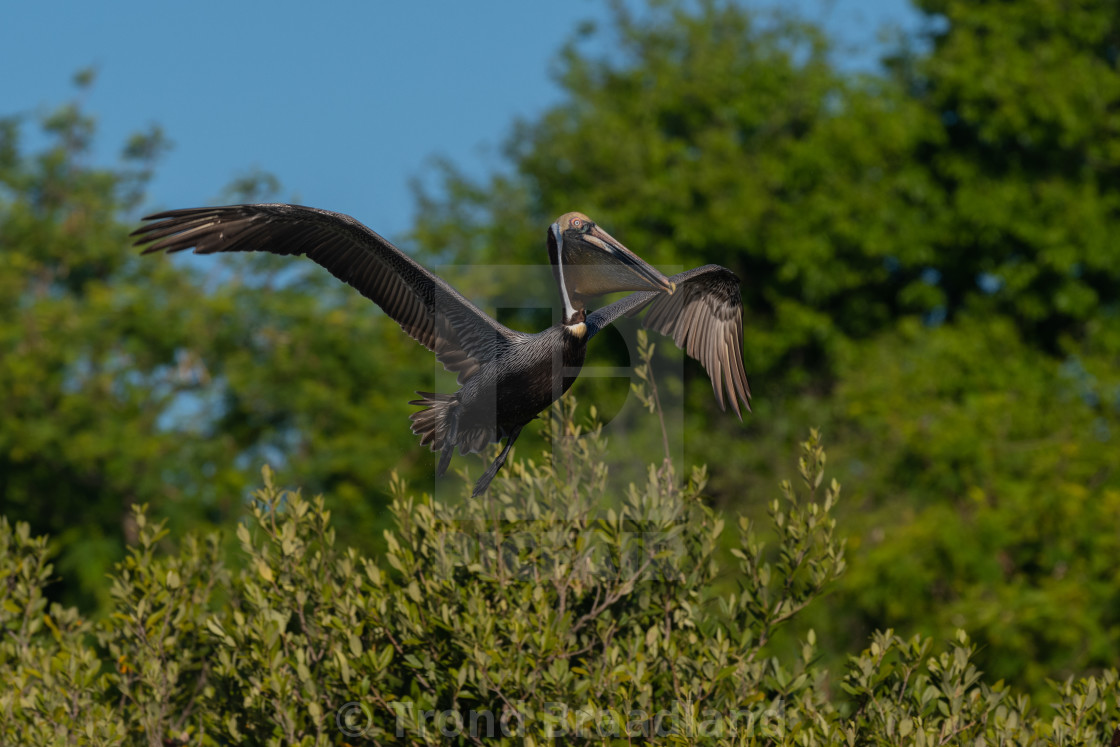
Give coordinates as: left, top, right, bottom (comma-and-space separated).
547, 212, 673, 321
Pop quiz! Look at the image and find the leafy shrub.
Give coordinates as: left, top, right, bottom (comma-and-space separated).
1, 402, 1117, 745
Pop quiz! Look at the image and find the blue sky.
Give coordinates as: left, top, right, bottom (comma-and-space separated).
3, 1, 922, 242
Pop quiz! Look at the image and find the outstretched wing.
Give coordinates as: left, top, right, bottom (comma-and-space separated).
586, 264, 750, 417
132, 203, 518, 382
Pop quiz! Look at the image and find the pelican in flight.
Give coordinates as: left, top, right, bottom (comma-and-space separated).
133, 204, 750, 495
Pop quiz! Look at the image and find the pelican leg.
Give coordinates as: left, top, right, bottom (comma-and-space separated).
472, 425, 524, 497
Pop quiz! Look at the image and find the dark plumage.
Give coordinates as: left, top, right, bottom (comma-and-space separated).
588, 265, 750, 417
133, 203, 750, 495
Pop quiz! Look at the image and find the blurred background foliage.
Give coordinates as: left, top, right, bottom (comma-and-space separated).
1, 0, 1118, 703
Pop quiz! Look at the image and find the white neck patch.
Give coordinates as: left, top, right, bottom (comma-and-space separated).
552, 224, 576, 321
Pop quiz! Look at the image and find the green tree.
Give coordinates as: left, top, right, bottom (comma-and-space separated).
818, 316, 1120, 694
407, 0, 1120, 700
0, 75, 432, 608
0, 73, 212, 606
895, 0, 1120, 352
812, 0, 1120, 696
6, 0, 1119, 705
2, 418, 1118, 745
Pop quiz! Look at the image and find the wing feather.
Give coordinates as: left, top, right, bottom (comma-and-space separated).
132, 203, 516, 382
586, 264, 750, 417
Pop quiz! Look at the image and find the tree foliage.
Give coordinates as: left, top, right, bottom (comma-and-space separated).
824, 316, 1120, 692
0, 75, 442, 607
898, 0, 1120, 351
409, 0, 1120, 700
3, 417, 1117, 745
2, 0, 1118, 709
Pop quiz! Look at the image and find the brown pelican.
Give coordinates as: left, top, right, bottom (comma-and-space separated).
133, 204, 750, 495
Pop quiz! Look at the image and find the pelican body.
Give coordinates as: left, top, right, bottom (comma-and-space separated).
411, 320, 590, 491
133, 205, 750, 495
